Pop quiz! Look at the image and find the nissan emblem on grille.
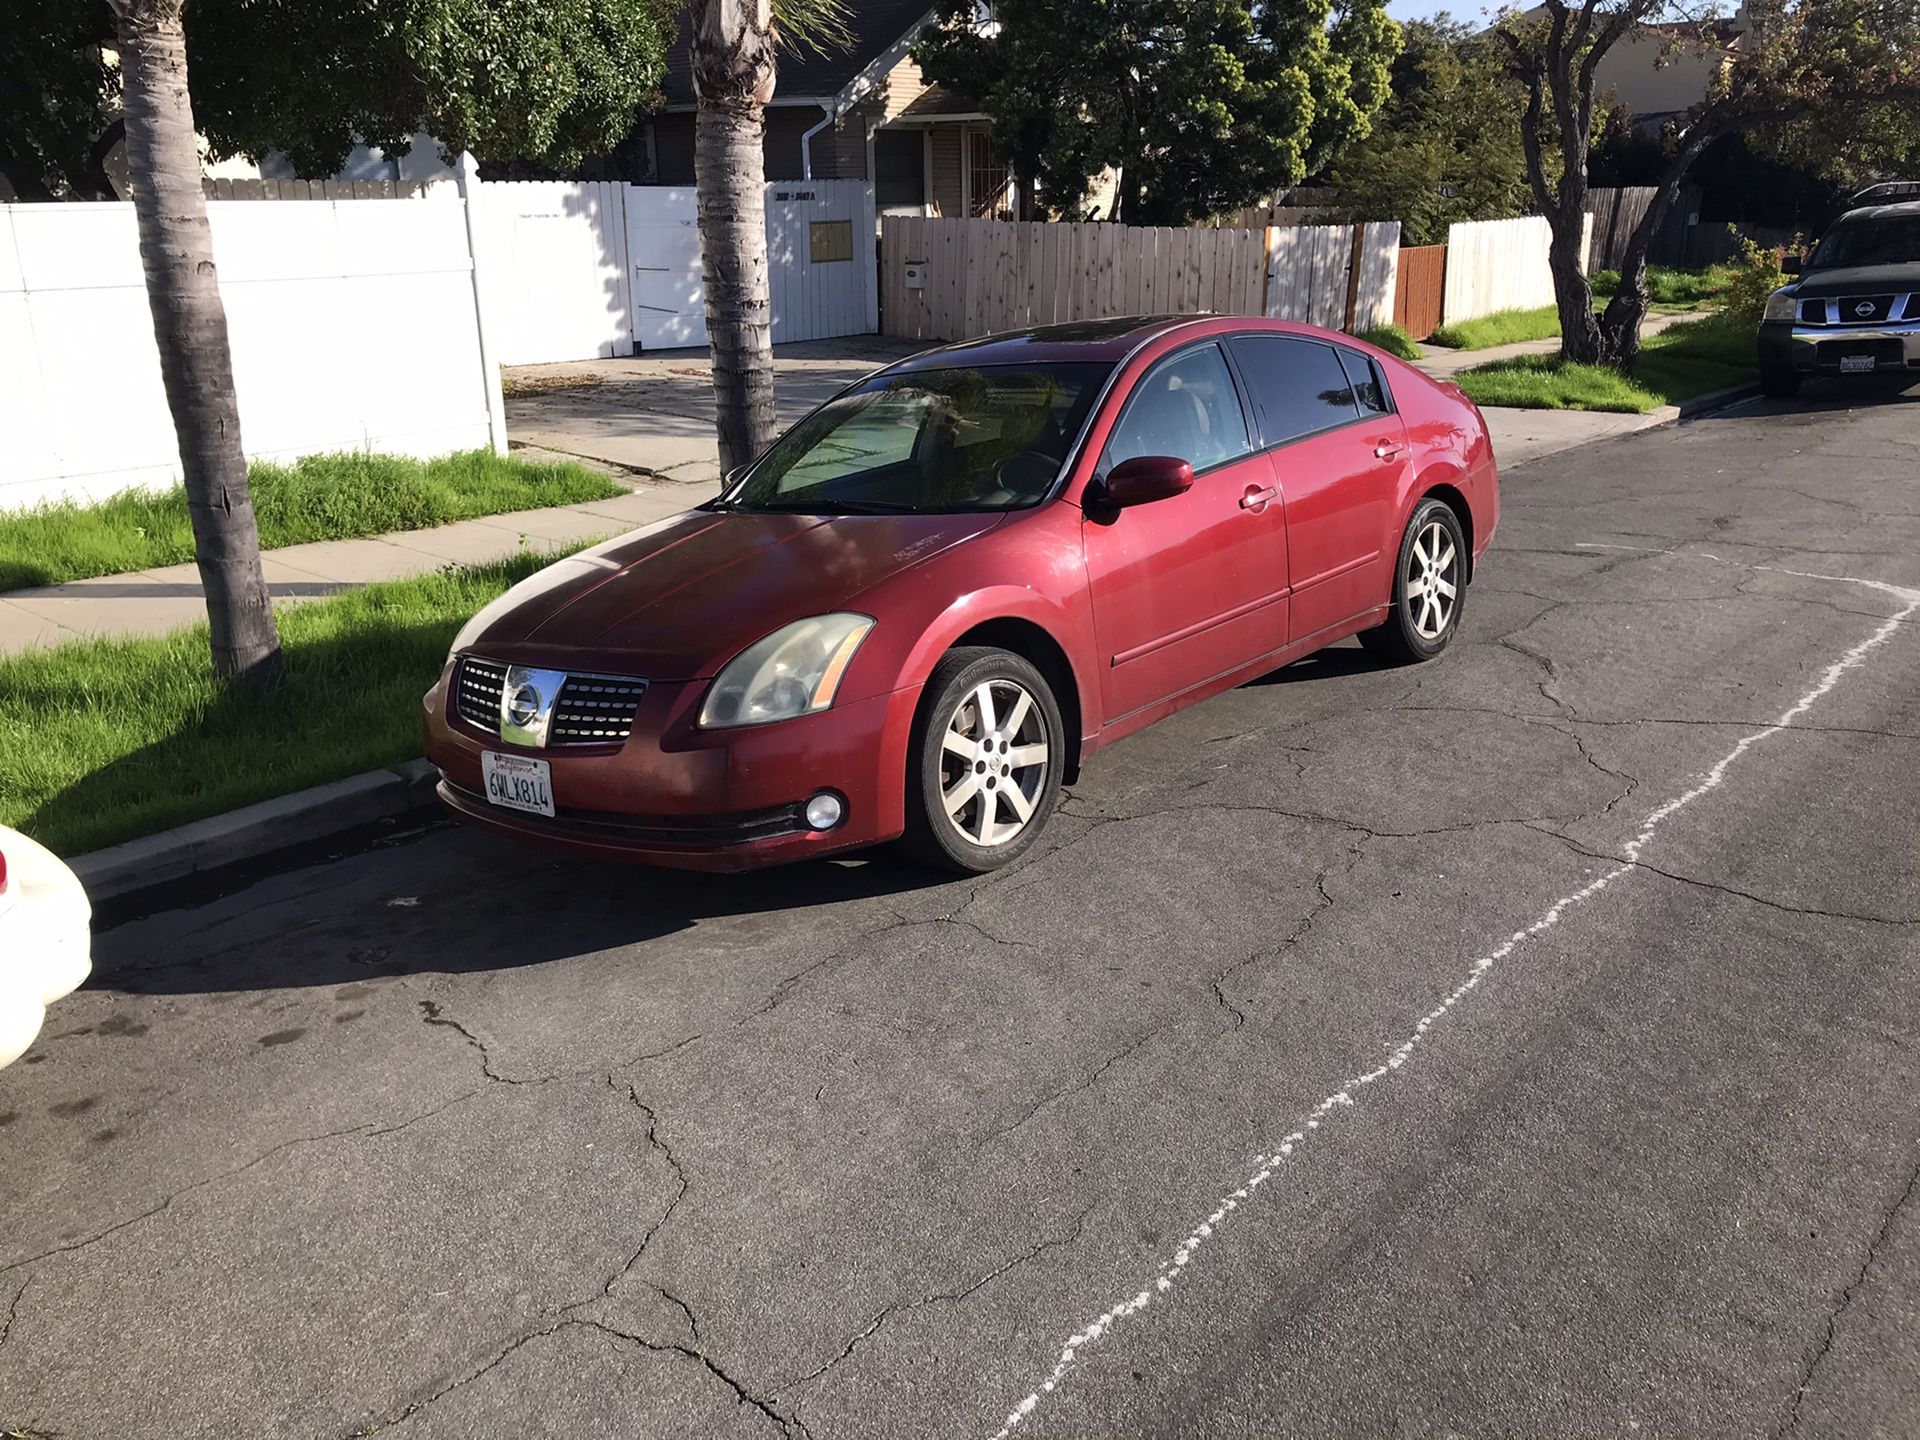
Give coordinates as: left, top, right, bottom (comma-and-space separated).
458, 657, 647, 747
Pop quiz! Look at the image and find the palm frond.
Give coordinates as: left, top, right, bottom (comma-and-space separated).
771, 0, 854, 57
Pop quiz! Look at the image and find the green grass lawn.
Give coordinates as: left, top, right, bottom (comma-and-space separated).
1356, 323, 1423, 361
1454, 314, 1756, 413
0, 449, 622, 593
1590, 264, 1732, 312
0, 550, 569, 857
1427, 305, 1562, 351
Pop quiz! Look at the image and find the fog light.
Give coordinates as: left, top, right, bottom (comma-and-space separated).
805, 792, 845, 831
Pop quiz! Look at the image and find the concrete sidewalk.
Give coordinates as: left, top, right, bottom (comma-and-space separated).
506, 337, 921, 486
0, 486, 690, 656
1410, 309, 1690, 378
1407, 311, 1706, 468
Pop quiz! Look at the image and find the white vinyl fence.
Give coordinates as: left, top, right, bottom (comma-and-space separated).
0, 187, 502, 511
1442, 214, 1594, 325
2, 171, 882, 510
479, 178, 878, 359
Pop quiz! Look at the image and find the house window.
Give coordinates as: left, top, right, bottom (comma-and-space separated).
966, 128, 1009, 218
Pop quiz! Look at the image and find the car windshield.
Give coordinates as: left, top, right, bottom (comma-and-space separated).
1808, 215, 1920, 270
720, 363, 1112, 514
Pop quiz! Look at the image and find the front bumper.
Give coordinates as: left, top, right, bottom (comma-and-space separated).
422, 662, 921, 871
1760, 318, 1920, 375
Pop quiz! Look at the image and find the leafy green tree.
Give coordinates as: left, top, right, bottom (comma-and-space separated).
1497, 0, 1920, 370
186, 0, 673, 176
0, 1, 119, 199
1329, 17, 1532, 245
914, 0, 1401, 226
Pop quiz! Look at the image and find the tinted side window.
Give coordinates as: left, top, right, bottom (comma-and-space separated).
1103, 343, 1251, 474
1337, 349, 1390, 416
1225, 335, 1363, 446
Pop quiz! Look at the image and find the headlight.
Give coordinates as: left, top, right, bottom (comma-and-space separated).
699, 614, 874, 728
1763, 290, 1798, 322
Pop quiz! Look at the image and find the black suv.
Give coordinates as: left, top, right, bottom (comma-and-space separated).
1758, 181, 1920, 397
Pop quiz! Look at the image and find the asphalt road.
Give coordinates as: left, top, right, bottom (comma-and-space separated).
5, 380, 1919, 1440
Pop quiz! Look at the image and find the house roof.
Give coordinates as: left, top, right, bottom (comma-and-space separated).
659, 1, 936, 108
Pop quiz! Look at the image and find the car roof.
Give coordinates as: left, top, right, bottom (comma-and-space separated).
1834, 200, 1920, 223
887, 315, 1235, 372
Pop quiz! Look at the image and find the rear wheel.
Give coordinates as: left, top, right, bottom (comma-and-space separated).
1760, 363, 1801, 398
1359, 498, 1467, 664
902, 647, 1063, 874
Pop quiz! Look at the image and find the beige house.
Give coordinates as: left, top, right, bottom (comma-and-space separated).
1591, 6, 1751, 127
642, 2, 1016, 219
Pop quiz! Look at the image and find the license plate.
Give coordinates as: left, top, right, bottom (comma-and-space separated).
1839, 354, 1877, 373
481, 752, 555, 817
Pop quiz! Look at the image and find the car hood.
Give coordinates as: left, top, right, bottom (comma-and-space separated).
1791, 262, 1920, 297
456, 508, 1003, 679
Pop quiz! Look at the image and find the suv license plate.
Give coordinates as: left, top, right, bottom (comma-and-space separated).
1839, 354, 1876, 373
482, 752, 555, 817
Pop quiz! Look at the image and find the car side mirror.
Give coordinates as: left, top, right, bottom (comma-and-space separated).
1781, 254, 1802, 275
1100, 455, 1194, 509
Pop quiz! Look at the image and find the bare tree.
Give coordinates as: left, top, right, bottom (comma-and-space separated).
1499, 0, 1919, 369
112, 0, 281, 684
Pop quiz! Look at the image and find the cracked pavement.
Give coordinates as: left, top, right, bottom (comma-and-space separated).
4, 382, 1920, 1438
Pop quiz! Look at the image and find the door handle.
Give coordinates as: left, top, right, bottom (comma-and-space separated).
1374, 441, 1405, 461
1239, 484, 1279, 511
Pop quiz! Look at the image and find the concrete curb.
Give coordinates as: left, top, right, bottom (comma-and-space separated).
1676, 380, 1764, 419
70, 759, 442, 903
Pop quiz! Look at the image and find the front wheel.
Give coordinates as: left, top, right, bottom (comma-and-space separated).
902, 647, 1064, 874
1760, 363, 1801, 399
1359, 498, 1468, 664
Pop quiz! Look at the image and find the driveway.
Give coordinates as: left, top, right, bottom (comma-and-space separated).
5, 383, 1919, 1439
506, 338, 923, 488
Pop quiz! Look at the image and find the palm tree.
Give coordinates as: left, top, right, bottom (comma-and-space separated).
111, 0, 283, 685
689, 0, 846, 475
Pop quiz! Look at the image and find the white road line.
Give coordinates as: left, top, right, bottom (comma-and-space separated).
989, 562, 1919, 1439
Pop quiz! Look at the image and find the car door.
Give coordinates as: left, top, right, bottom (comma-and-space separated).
1080, 341, 1292, 722
1224, 335, 1409, 645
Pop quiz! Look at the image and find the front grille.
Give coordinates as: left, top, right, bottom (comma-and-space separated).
455, 656, 508, 729
1835, 294, 1897, 325
550, 676, 649, 744
1799, 298, 1829, 325
1902, 294, 1920, 321
452, 656, 647, 746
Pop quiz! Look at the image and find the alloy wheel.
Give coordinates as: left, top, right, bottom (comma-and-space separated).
938, 678, 1051, 848
1405, 520, 1460, 640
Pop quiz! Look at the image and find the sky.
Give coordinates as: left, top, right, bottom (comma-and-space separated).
1385, 0, 1492, 23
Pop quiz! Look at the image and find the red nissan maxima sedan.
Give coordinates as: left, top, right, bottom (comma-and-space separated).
424, 315, 1498, 874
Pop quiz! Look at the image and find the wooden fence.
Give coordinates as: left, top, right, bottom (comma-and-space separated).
1586, 186, 1656, 271
880, 217, 1398, 342
1266, 221, 1399, 331
201, 177, 442, 200
1393, 244, 1447, 340
882, 218, 1268, 342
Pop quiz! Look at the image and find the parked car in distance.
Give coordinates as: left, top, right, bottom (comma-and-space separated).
0, 826, 93, 1069
425, 314, 1498, 874
1759, 181, 1920, 397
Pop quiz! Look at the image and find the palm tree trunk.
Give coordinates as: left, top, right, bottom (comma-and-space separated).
114, 0, 282, 685
691, 0, 778, 475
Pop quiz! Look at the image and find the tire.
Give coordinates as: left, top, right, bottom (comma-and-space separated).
1359, 498, 1468, 665
1760, 364, 1801, 399
902, 647, 1065, 875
